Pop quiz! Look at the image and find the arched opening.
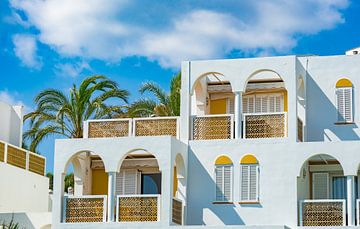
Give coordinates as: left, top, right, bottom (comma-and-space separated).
62, 151, 108, 223
239, 155, 259, 202
191, 72, 234, 116
214, 155, 233, 202
297, 76, 305, 142
116, 149, 161, 222
335, 78, 353, 123
172, 154, 186, 225
297, 154, 346, 226
243, 70, 288, 139
191, 72, 235, 140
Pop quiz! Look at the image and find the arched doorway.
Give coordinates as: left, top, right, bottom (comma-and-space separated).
62, 151, 108, 223
191, 72, 235, 140
297, 154, 346, 226
243, 70, 288, 139
115, 149, 161, 222
172, 154, 186, 225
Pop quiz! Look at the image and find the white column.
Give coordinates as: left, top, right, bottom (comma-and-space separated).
234, 92, 242, 139
347, 175, 356, 226
107, 172, 116, 222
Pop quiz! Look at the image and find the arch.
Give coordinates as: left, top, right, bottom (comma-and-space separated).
336, 78, 353, 88
116, 148, 161, 172
173, 153, 186, 199
63, 150, 106, 173
297, 153, 344, 177
243, 69, 285, 92
191, 72, 233, 95
240, 154, 258, 164
215, 155, 233, 165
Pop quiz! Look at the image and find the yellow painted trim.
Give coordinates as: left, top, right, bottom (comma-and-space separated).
215, 155, 233, 165
91, 169, 108, 195
240, 155, 258, 164
336, 78, 353, 88
283, 90, 288, 112
173, 166, 178, 197
210, 98, 227, 114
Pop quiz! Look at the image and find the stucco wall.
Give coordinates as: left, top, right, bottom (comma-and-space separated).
0, 101, 23, 147
186, 140, 360, 228
0, 163, 49, 213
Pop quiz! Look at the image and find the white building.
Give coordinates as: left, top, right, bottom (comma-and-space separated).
0, 101, 50, 228
52, 53, 360, 229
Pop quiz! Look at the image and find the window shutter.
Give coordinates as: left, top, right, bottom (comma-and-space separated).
337, 87, 353, 122
228, 98, 235, 114
312, 173, 329, 199
116, 169, 138, 195
255, 97, 262, 113
240, 165, 249, 201
243, 96, 255, 113
215, 165, 232, 202
215, 166, 224, 201
240, 165, 259, 201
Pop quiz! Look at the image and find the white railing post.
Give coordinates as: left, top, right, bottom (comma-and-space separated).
234, 92, 242, 139
4, 142, 8, 163
299, 200, 303, 226
157, 195, 161, 222
176, 117, 180, 139
357, 199, 360, 226
25, 151, 30, 171
129, 119, 133, 137
83, 121, 89, 138
347, 175, 356, 226
107, 172, 116, 222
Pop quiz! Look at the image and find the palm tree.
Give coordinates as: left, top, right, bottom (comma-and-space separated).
128, 72, 181, 117
24, 75, 129, 151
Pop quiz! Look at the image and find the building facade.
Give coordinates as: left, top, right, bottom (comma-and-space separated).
52, 53, 360, 229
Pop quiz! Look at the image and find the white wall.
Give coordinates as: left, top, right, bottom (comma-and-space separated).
0, 163, 49, 213
0, 101, 23, 147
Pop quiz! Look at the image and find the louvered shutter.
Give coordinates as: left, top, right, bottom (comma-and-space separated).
243, 96, 255, 113
215, 166, 224, 201
215, 165, 232, 202
312, 173, 329, 199
240, 165, 249, 201
228, 98, 235, 114
223, 166, 232, 201
116, 169, 138, 196
240, 165, 259, 201
337, 87, 353, 122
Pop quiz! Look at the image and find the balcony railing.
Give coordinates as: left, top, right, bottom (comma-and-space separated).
243, 112, 286, 139
191, 114, 234, 140
116, 194, 160, 222
63, 195, 107, 223
85, 117, 179, 139
0, 140, 46, 176
172, 197, 183, 225
299, 199, 346, 226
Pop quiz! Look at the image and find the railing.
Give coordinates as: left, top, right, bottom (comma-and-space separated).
85, 117, 179, 138
116, 194, 160, 222
191, 114, 234, 140
297, 117, 304, 142
243, 112, 286, 139
357, 199, 360, 226
299, 199, 346, 226
63, 195, 107, 223
172, 197, 183, 225
0, 140, 46, 176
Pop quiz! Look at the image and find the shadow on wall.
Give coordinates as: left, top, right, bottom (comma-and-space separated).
186, 150, 245, 225
0, 212, 51, 229
306, 73, 359, 141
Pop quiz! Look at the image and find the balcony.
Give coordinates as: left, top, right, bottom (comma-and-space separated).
191, 114, 234, 140
0, 140, 46, 176
85, 117, 179, 138
243, 112, 287, 139
299, 199, 346, 226
172, 197, 183, 225
116, 195, 160, 222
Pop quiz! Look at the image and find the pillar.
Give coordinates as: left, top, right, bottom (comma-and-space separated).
347, 175, 356, 226
107, 172, 116, 222
234, 91, 242, 139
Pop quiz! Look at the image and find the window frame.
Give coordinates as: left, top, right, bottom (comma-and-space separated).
239, 164, 260, 203
214, 164, 233, 203
335, 86, 353, 123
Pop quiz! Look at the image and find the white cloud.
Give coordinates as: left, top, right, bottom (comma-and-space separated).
10, 0, 349, 68
54, 61, 91, 78
12, 34, 42, 69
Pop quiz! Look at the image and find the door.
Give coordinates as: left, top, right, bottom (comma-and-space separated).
210, 98, 227, 114
141, 173, 161, 194
332, 176, 347, 199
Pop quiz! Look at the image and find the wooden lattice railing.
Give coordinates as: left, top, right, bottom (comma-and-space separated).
243, 112, 286, 139
191, 114, 234, 140
134, 117, 178, 137
116, 195, 160, 222
63, 195, 107, 223
172, 198, 183, 225
299, 199, 346, 226
85, 117, 179, 138
0, 140, 46, 176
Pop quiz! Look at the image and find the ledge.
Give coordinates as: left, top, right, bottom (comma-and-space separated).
334, 122, 355, 125
239, 201, 260, 205
212, 201, 234, 204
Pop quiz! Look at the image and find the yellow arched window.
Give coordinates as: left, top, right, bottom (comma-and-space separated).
335, 78, 353, 123
240, 154, 259, 202
214, 155, 233, 202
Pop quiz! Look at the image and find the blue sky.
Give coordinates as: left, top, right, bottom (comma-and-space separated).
0, 0, 359, 173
